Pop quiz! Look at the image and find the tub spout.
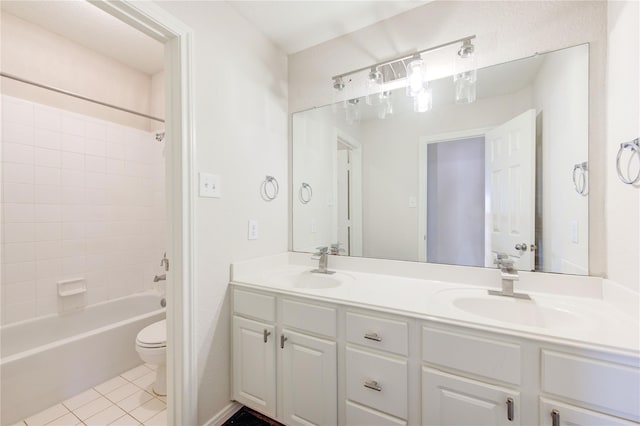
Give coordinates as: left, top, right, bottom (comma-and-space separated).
153, 274, 166, 282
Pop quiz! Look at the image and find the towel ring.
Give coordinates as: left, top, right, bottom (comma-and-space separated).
261, 175, 279, 201
616, 138, 640, 185
572, 162, 588, 195
299, 182, 313, 204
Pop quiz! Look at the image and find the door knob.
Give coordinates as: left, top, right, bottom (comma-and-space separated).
515, 243, 528, 251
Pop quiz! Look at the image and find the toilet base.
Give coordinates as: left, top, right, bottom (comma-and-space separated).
152, 364, 167, 396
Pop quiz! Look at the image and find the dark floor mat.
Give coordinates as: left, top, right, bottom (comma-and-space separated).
223, 407, 283, 426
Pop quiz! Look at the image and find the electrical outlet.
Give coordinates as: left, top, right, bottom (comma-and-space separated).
248, 220, 258, 240
199, 173, 221, 198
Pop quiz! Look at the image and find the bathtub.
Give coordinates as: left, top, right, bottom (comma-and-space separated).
0, 291, 165, 425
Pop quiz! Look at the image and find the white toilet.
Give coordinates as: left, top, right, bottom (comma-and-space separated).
135, 319, 167, 396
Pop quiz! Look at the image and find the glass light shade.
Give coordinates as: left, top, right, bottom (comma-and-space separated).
413, 87, 432, 113
454, 71, 477, 104
366, 69, 384, 106
377, 93, 393, 119
345, 99, 360, 125
406, 56, 426, 97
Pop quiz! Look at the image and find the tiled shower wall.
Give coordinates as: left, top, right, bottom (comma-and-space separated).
1, 95, 165, 325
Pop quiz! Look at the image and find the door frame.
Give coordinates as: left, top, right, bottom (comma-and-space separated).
90, 2, 197, 424
418, 128, 492, 263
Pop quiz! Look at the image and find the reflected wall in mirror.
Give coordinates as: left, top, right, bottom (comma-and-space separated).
292, 44, 589, 275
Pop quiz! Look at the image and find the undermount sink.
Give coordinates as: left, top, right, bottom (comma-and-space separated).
266, 269, 352, 289
434, 288, 587, 329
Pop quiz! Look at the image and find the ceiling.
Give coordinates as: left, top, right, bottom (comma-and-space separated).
1, 1, 428, 74
228, 1, 430, 54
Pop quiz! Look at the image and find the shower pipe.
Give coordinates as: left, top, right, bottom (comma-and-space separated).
0, 71, 165, 123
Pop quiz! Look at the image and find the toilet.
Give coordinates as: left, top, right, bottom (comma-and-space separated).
135, 319, 166, 396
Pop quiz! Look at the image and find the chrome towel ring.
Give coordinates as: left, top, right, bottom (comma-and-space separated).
616, 138, 640, 185
260, 175, 279, 201
572, 162, 588, 195
299, 182, 313, 204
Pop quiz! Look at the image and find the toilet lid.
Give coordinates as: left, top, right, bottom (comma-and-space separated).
137, 319, 166, 347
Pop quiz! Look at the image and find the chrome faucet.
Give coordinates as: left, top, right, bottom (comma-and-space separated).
311, 246, 335, 274
489, 253, 530, 299
153, 274, 166, 282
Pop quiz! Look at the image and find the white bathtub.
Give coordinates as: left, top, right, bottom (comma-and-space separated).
0, 291, 165, 425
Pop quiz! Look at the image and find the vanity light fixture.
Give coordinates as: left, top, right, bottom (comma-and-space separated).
331, 35, 477, 114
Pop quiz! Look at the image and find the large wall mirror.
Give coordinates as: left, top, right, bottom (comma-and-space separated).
292, 44, 589, 275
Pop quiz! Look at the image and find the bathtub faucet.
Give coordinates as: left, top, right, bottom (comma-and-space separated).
153, 274, 166, 282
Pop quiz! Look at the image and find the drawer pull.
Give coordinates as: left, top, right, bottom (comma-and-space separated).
263, 329, 271, 343
280, 334, 288, 349
364, 332, 382, 342
364, 380, 382, 392
551, 409, 560, 426
506, 397, 514, 421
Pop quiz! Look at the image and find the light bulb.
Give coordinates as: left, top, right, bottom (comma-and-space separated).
406, 56, 426, 97
414, 86, 432, 113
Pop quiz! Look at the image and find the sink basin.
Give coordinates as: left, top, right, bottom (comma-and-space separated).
265, 269, 351, 289
434, 289, 587, 329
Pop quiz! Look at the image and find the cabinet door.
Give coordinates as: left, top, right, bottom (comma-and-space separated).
232, 316, 276, 417
540, 398, 637, 426
422, 367, 520, 425
281, 329, 337, 426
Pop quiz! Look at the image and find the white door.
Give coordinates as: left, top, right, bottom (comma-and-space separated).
281, 329, 337, 426
232, 316, 276, 417
337, 149, 351, 254
422, 367, 520, 426
486, 109, 536, 270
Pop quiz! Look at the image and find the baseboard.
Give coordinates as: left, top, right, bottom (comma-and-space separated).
204, 401, 242, 426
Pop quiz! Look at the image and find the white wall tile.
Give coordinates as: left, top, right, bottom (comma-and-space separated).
106, 158, 125, 175
62, 186, 86, 204
36, 295, 58, 317
2, 122, 34, 145
85, 138, 106, 157
34, 147, 61, 167
62, 115, 85, 137
3, 223, 35, 243
3, 162, 34, 184
3, 300, 37, 324
85, 120, 108, 141
61, 151, 84, 170
35, 222, 62, 241
85, 155, 106, 173
3, 242, 35, 263
5, 281, 36, 304
61, 205, 87, 222
35, 204, 62, 222
3, 97, 34, 125
34, 128, 62, 150
62, 222, 85, 240
62, 170, 84, 187
34, 105, 61, 131
3, 203, 35, 223
61, 134, 84, 153
35, 241, 62, 260
85, 172, 107, 189
62, 240, 85, 258
3, 182, 34, 203
34, 184, 62, 204
2, 142, 34, 164
62, 256, 86, 275
36, 259, 62, 279
4, 261, 37, 284
35, 166, 61, 186
106, 142, 126, 160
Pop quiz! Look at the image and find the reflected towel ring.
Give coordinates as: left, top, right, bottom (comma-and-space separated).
261, 175, 279, 201
572, 162, 588, 195
299, 182, 313, 204
616, 138, 640, 185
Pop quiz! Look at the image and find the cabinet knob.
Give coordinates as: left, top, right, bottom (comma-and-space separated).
551, 409, 560, 426
364, 380, 382, 392
263, 329, 271, 343
364, 332, 382, 342
280, 334, 288, 349
506, 397, 514, 421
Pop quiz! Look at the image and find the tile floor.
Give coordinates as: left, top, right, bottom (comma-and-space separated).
12, 364, 166, 426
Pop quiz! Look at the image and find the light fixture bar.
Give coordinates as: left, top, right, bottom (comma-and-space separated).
331, 35, 476, 81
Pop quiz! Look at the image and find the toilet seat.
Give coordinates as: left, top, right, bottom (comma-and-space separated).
136, 319, 166, 348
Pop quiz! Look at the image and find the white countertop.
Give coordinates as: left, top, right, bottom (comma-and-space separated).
231, 253, 640, 357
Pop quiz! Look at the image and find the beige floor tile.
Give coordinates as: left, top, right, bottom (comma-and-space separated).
129, 399, 166, 424
84, 405, 127, 426
105, 383, 139, 403
132, 372, 155, 392
72, 396, 113, 421
94, 376, 128, 395
63, 388, 102, 411
43, 412, 82, 426
115, 389, 154, 413
121, 365, 150, 382
142, 409, 166, 426
108, 414, 141, 426
25, 403, 69, 426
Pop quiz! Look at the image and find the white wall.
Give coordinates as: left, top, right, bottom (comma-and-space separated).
606, 1, 640, 292
533, 45, 589, 274
289, 0, 607, 276
0, 12, 161, 131
152, 2, 289, 423
1, 95, 165, 324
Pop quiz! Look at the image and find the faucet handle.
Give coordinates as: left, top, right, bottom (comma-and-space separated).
330, 243, 345, 255
315, 246, 329, 254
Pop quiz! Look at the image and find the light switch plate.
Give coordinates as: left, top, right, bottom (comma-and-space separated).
199, 173, 221, 198
409, 196, 417, 208
248, 220, 258, 240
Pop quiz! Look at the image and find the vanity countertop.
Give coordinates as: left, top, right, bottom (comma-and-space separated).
231, 253, 640, 357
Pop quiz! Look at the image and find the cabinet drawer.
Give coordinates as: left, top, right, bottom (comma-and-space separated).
281, 298, 336, 338
346, 401, 406, 426
346, 312, 408, 356
539, 398, 637, 426
541, 350, 640, 421
233, 289, 275, 322
422, 326, 521, 385
346, 347, 408, 419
